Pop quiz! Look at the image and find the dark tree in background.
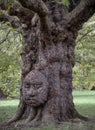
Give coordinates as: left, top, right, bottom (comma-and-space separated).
0, 0, 95, 128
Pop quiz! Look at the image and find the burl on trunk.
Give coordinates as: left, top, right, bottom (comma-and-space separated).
1, 0, 95, 128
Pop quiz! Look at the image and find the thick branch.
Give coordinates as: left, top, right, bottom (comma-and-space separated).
18, 0, 48, 16
0, 11, 21, 28
65, 0, 95, 30
18, 0, 54, 33
0, 1, 35, 28
9, 1, 34, 24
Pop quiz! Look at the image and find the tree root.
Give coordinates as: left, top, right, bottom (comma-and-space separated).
15, 106, 42, 128
6, 101, 26, 125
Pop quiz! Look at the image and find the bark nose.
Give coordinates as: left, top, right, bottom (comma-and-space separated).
27, 89, 36, 97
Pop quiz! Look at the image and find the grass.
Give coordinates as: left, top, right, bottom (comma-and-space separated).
0, 90, 95, 130
73, 90, 95, 117
0, 100, 18, 123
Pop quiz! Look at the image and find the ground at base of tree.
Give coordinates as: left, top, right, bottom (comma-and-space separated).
1, 119, 95, 130
0, 90, 95, 130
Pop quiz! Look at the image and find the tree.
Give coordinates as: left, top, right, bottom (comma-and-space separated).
0, 0, 95, 128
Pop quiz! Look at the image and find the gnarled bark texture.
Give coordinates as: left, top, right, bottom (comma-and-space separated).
0, 0, 95, 128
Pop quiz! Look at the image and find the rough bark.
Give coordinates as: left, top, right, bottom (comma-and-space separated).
0, 0, 95, 128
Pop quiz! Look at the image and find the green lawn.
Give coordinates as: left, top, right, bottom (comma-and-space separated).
73, 90, 95, 117
0, 90, 95, 130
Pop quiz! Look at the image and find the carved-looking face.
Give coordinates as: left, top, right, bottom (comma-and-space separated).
23, 70, 48, 107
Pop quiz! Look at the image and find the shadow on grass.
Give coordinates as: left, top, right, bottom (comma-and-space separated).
0, 106, 19, 130
0, 106, 17, 123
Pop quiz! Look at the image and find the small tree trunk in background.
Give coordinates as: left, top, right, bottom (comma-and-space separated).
0, 88, 7, 98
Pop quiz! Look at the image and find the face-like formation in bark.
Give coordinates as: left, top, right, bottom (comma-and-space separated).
23, 70, 48, 107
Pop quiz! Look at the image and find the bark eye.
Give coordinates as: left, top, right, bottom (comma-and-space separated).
33, 83, 42, 89
36, 84, 42, 89
25, 84, 30, 88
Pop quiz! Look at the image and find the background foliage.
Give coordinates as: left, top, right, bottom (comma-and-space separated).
0, 23, 21, 97
73, 14, 95, 90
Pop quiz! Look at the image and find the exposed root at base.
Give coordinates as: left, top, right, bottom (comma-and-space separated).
6, 101, 26, 125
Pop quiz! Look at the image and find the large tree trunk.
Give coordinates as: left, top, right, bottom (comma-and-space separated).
7, 2, 87, 127
1, 0, 95, 128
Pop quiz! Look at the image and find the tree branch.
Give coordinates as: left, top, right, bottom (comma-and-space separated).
0, 29, 11, 45
77, 29, 94, 43
65, 0, 95, 31
0, 1, 35, 28
9, 1, 35, 24
18, 0, 54, 33
0, 10, 21, 28
18, 0, 48, 17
